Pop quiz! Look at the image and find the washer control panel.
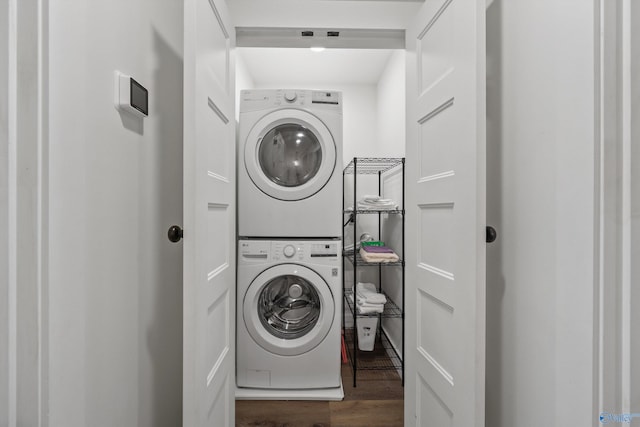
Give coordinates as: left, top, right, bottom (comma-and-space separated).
309, 243, 339, 258
239, 240, 270, 262
239, 240, 340, 263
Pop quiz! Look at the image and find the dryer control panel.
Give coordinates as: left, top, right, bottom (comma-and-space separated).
240, 89, 342, 113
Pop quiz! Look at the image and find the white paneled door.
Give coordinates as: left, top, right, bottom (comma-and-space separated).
404, 0, 486, 426
183, 0, 236, 425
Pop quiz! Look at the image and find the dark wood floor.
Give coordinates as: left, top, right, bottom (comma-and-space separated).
235, 341, 404, 427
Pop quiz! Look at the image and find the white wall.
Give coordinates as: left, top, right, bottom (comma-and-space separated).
376, 49, 405, 359
48, 0, 183, 426
235, 53, 255, 121
486, 1, 596, 425
376, 50, 405, 158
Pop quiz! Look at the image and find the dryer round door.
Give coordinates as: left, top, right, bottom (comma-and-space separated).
243, 263, 335, 356
244, 109, 337, 201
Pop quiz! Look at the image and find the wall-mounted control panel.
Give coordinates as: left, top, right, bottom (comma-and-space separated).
114, 71, 148, 117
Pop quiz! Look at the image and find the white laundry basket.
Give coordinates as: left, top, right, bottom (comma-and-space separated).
356, 317, 379, 351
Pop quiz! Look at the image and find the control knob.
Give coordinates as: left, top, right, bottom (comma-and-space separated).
283, 245, 296, 258
284, 91, 297, 102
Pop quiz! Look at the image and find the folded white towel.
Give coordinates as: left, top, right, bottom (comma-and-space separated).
356, 282, 387, 304
349, 290, 384, 314
356, 295, 382, 306
358, 204, 398, 211
362, 198, 393, 204
357, 196, 399, 210
357, 304, 384, 314
359, 302, 385, 311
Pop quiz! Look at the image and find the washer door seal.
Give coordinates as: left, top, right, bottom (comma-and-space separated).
243, 264, 335, 356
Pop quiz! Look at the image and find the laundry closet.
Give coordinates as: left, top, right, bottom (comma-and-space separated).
235, 46, 407, 396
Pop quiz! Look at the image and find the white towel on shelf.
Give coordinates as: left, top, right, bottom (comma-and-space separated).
357, 195, 399, 211
358, 201, 398, 210
349, 292, 384, 314
357, 298, 384, 308
356, 282, 387, 305
357, 304, 384, 314
361, 195, 386, 202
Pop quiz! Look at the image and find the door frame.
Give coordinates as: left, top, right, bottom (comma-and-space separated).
596, 0, 638, 419
3, 0, 50, 425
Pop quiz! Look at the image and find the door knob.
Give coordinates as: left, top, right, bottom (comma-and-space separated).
167, 225, 183, 243
486, 226, 497, 243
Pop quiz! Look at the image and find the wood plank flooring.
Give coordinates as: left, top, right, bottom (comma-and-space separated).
236, 363, 404, 427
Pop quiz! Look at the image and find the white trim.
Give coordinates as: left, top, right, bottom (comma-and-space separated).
8, 0, 18, 425
620, 0, 632, 414
37, 0, 49, 424
595, 0, 604, 420
595, 0, 606, 421
7, 0, 49, 424
596, 0, 635, 420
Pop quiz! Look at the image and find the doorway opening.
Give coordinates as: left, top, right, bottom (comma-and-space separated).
235, 45, 406, 425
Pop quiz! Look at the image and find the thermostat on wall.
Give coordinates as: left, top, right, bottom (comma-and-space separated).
114, 71, 148, 117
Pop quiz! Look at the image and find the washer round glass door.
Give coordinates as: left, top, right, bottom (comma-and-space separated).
243, 264, 335, 356
244, 109, 337, 201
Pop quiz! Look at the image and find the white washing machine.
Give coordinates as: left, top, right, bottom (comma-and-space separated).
238, 89, 343, 238
236, 239, 343, 400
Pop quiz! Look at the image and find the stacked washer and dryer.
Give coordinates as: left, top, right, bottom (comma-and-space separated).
236, 89, 344, 400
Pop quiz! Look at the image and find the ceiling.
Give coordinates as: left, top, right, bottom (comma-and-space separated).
238, 47, 398, 86
233, 0, 415, 87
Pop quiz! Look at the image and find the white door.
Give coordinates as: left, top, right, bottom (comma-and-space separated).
183, 0, 236, 425
404, 0, 486, 425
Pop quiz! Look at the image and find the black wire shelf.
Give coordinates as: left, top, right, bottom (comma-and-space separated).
342, 156, 405, 387
344, 328, 403, 372
344, 288, 403, 319
343, 157, 404, 175
343, 209, 404, 215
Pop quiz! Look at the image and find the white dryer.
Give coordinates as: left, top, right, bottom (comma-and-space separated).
236, 239, 343, 399
238, 89, 343, 238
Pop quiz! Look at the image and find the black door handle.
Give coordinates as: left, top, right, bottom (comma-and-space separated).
168, 225, 183, 243
486, 226, 497, 243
